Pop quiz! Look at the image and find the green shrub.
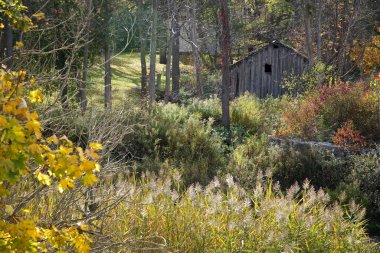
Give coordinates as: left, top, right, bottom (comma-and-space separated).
231, 93, 282, 136
228, 135, 279, 189
229, 135, 350, 191
231, 94, 263, 133
213, 124, 250, 149
187, 96, 222, 121
272, 145, 350, 190
164, 115, 226, 185
345, 152, 380, 219
282, 61, 334, 95
126, 103, 226, 185
101, 173, 378, 252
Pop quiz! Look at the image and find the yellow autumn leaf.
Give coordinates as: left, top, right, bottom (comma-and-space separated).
94, 163, 101, 172
58, 178, 75, 193
37, 172, 52, 186
3, 104, 15, 114
73, 168, 83, 179
32, 12, 45, 21
85, 149, 99, 160
13, 128, 26, 142
89, 142, 103, 150
15, 41, 24, 49
27, 111, 39, 121
0, 115, 8, 129
81, 160, 96, 172
25, 120, 42, 136
60, 136, 73, 146
76, 147, 84, 157
82, 173, 98, 186
5, 205, 14, 215
29, 143, 42, 154
59, 145, 73, 155
47, 135, 59, 145
29, 90, 43, 103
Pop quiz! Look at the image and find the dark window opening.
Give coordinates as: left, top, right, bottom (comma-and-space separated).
273, 44, 279, 49
265, 64, 272, 74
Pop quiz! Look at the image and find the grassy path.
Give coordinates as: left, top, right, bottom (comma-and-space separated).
87, 52, 168, 107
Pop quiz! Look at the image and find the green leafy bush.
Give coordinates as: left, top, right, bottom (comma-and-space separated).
228, 135, 279, 189
229, 135, 349, 190
283, 61, 334, 95
272, 145, 350, 190
164, 115, 226, 185
126, 103, 226, 185
345, 152, 380, 219
187, 96, 222, 121
231, 93, 282, 136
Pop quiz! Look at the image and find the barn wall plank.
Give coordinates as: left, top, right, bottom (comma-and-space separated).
245, 59, 250, 93
273, 46, 279, 97
230, 43, 309, 98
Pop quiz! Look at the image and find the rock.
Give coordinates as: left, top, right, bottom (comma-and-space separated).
268, 135, 379, 158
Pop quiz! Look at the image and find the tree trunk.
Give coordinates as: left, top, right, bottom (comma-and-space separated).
304, 0, 314, 68
104, 0, 112, 109
140, 42, 148, 94
337, 0, 348, 77
165, 42, 172, 103
137, 0, 147, 94
190, 0, 203, 96
104, 45, 112, 109
171, 0, 180, 103
165, 0, 173, 103
159, 48, 167, 64
53, 1, 68, 109
219, 0, 231, 129
4, 15, 13, 69
0, 20, 5, 62
316, 0, 322, 62
156, 73, 161, 89
148, 0, 158, 102
81, 0, 92, 112
57, 50, 68, 109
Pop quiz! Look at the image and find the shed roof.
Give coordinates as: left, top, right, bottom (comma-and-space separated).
231, 41, 309, 68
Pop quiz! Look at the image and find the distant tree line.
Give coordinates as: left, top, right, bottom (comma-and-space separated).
0, 0, 378, 128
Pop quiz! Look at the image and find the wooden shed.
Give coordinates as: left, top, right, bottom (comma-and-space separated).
230, 41, 309, 98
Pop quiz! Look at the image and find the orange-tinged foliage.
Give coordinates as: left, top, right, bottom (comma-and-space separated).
331, 120, 367, 150
351, 29, 380, 76
0, 69, 101, 252
276, 81, 380, 142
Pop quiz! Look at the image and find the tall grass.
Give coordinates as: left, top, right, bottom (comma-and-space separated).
99, 172, 378, 252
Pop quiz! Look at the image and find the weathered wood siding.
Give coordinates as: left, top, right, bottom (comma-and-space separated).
231, 43, 309, 98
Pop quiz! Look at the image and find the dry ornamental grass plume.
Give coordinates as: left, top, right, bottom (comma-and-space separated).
90, 171, 379, 252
